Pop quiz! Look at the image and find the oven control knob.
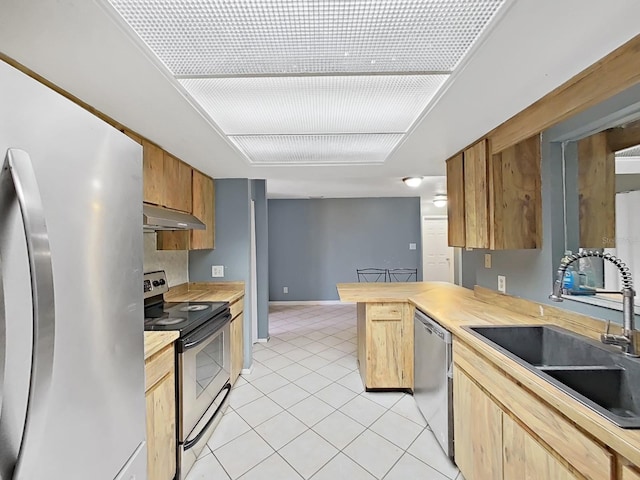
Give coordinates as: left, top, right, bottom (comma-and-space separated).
158, 279, 166, 285
152, 280, 160, 287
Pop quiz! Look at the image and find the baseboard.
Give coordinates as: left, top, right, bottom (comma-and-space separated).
269, 300, 352, 306
240, 363, 254, 375
256, 337, 269, 343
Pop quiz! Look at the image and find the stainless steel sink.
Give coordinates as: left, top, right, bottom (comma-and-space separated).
463, 325, 640, 428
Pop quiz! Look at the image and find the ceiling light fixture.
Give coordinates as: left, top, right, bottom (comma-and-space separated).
403, 177, 423, 188
433, 194, 448, 207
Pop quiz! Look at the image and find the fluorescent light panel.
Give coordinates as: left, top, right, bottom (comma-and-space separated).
230, 134, 404, 164
179, 75, 448, 134
617, 145, 640, 157
108, 0, 505, 75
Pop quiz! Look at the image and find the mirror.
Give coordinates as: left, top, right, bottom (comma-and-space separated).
561, 116, 640, 310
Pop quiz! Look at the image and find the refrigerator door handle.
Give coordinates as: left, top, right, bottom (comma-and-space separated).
0, 149, 55, 479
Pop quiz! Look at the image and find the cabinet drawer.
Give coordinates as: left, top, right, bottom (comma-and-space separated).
230, 297, 244, 320
454, 340, 612, 480
368, 303, 403, 321
145, 345, 174, 393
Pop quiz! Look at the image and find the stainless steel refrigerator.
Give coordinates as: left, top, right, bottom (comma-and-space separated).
0, 60, 146, 479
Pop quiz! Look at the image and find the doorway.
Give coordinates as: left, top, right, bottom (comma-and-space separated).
422, 216, 454, 282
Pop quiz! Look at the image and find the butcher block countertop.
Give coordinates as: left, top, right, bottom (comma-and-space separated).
165, 281, 245, 304
337, 281, 640, 466
144, 331, 179, 360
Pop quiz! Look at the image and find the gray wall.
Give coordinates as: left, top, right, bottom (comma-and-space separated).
189, 179, 269, 368
268, 197, 422, 301
461, 83, 640, 324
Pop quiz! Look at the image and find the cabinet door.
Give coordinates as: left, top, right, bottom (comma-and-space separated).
366, 303, 404, 388
146, 371, 176, 480
463, 140, 490, 248
503, 414, 578, 480
578, 131, 615, 248
190, 170, 215, 250
163, 153, 192, 212
143, 140, 164, 206
453, 367, 503, 480
623, 465, 640, 480
490, 135, 541, 250
446, 153, 465, 247
230, 313, 244, 385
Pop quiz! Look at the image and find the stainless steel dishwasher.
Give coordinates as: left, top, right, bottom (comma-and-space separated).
414, 309, 454, 459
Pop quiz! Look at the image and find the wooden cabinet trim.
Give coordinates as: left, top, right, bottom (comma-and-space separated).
230, 297, 244, 320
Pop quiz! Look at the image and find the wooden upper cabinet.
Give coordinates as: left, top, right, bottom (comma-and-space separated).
163, 153, 192, 213
490, 135, 542, 250
190, 170, 215, 250
143, 140, 164, 206
142, 141, 193, 213
446, 153, 465, 247
445, 136, 542, 250
158, 170, 215, 251
464, 140, 490, 248
578, 132, 615, 248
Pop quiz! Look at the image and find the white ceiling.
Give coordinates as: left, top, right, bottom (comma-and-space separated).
1, 0, 640, 200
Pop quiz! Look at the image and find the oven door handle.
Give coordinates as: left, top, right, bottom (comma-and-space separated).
183, 383, 231, 451
177, 312, 231, 353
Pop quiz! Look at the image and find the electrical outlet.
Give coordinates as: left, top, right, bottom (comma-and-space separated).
498, 275, 506, 294
484, 253, 492, 269
409, 243, 416, 250
211, 265, 224, 278
283, 286, 289, 294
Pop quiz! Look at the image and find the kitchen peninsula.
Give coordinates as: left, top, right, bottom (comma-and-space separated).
337, 281, 640, 480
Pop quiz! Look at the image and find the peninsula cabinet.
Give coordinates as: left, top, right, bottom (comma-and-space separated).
357, 302, 414, 390
446, 135, 541, 250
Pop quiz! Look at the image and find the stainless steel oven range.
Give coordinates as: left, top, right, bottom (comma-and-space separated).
143, 270, 232, 479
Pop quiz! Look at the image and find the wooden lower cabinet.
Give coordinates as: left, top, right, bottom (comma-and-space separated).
357, 302, 413, 390
230, 312, 244, 385
453, 368, 503, 480
503, 414, 577, 480
454, 340, 615, 480
145, 345, 176, 480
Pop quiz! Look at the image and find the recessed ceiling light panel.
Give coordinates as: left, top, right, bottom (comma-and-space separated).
617, 145, 640, 157
180, 75, 448, 134
107, 0, 506, 76
229, 134, 404, 164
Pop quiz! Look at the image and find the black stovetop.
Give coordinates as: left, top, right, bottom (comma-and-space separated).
144, 300, 229, 335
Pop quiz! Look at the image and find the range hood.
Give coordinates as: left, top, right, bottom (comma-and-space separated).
143, 204, 205, 231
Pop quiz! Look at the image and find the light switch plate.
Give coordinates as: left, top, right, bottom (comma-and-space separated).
498, 275, 506, 294
484, 253, 492, 269
409, 243, 417, 250
212, 265, 224, 277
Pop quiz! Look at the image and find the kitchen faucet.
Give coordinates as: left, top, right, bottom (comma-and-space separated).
549, 251, 638, 357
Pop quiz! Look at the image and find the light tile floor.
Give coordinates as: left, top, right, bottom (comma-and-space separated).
186, 304, 465, 480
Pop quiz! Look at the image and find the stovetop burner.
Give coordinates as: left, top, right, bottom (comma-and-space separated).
179, 305, 210, 312
154, 317, 187, 326
143, 271, 230, 336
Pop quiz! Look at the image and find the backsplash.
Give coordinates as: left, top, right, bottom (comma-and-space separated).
143, 232, 188, 287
